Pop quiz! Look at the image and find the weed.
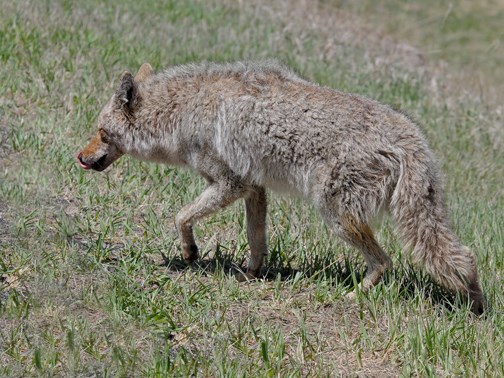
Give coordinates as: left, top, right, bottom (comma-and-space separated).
0, 0, 502, 376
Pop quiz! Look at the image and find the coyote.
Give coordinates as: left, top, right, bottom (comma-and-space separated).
77, 61, 484, 314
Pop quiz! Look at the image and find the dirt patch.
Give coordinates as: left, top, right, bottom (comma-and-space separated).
0, 202, 12, 244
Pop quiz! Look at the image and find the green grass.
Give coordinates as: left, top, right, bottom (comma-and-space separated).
336, 0, 504, 106
1, 0, 503, 376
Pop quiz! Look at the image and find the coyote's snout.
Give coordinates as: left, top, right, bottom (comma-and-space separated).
77, 129, 123, 171
77, 61, 485, 314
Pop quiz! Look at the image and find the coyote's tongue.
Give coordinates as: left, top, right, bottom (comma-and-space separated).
77, 152, 91, 169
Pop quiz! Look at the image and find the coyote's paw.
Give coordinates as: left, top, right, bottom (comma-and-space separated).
182, 244, 199, 265
345, 290, 358, 301
345, 280, 369, 301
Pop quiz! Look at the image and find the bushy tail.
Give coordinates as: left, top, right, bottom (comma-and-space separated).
390, 149, 484, 314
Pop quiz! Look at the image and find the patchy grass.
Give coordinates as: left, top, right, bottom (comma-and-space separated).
0, 0, 503, 376
337, 0, 504, 105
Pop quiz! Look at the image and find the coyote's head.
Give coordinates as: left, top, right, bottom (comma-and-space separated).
77, 63, 153, 171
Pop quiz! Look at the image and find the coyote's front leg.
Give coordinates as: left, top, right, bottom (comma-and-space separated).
237, 187, 268, 281
175, 180, 246, 264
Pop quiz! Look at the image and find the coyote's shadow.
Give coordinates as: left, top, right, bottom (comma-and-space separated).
158, 248, 467, 314
158, 247, 356, 284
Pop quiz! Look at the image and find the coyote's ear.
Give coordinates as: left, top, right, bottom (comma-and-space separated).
115, 71, 138, 110
135, 63, 153, 82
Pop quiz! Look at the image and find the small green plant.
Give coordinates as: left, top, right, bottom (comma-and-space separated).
0, 0, 502, 376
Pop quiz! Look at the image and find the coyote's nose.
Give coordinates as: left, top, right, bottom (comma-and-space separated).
77, 152, 91, 169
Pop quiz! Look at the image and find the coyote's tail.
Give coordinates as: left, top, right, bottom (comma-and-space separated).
390, 146, 484, 314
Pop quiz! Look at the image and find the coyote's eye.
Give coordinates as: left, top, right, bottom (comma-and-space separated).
99, 129, 111, 144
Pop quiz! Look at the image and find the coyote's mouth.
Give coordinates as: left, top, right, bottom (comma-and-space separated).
91, 154, 108, 171
77, 152, 91, 169
77, 152, 108, 171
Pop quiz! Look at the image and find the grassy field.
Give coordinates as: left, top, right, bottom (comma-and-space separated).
1, 0, 503, 376
337, 0, 504, 106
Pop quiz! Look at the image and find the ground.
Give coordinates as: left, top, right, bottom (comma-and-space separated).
0, 0, 503, 376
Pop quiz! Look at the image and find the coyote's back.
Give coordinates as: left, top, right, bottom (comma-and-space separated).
77, 61, 485, 314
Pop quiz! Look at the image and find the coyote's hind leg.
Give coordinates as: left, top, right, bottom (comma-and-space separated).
325, 212, 392, 298
342, 215, 392, 298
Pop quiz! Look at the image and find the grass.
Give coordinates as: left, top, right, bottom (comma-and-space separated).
336, 0, 504, 106
1, 0, 503, 376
